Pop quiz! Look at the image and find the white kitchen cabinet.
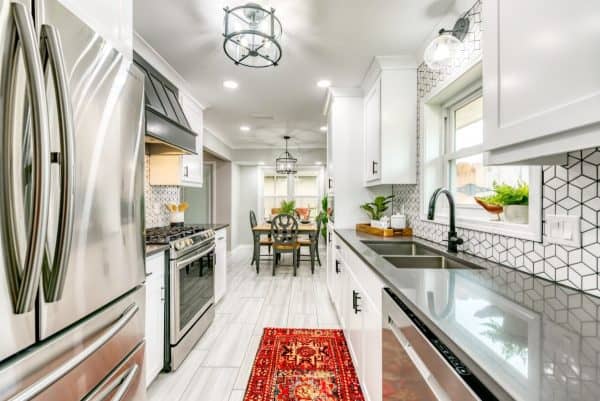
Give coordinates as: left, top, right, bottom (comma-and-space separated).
364, 80, 382, 182
328, 233, 384, 401
214, 228, 227, 303
483, 0, 600, 164
145, 252, 165, 387
324, 89, 372, 228
362, 56, 417, 186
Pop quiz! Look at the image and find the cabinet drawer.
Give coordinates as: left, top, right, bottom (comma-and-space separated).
335, 234, 384, 312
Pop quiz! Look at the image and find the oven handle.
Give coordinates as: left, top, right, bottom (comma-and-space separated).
175, 244, 216, 270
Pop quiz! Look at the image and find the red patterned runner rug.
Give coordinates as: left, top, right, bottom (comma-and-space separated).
244, 328, 365, 401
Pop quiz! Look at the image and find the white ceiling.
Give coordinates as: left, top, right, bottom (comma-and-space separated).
134, 0, 458, 149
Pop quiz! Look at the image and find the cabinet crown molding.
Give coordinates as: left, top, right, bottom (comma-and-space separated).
361, 55, 417, 92
323, 87, 364, 116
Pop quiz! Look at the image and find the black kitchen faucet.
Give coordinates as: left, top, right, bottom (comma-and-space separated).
427, 188, 464, 253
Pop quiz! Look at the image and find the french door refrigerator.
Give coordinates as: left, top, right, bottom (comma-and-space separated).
0, 0, 146, 400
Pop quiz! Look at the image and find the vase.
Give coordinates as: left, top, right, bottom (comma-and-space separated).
371, 219, 381, 228
503, 205, 528, 224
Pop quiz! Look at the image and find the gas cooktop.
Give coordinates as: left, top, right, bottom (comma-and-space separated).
145, 224, 213, 244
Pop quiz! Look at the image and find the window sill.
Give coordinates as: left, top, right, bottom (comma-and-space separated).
420, 213, 542, 242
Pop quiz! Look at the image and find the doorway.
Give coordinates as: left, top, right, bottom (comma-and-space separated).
183, 162, 215, 224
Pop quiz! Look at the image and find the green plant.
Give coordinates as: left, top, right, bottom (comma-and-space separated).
480, 181, 529, 206
360, 195, 394, 220
317, 196, 329, 240
279, 199, 296, 215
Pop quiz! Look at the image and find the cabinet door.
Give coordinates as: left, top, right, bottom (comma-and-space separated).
214, 229, 227, 303
343, 269, 363, 373
361, 298, 382, 401
181, 154, 203, 187
145, 273, 165, 387
483, 0, 600, 151
364, 79, 381, 182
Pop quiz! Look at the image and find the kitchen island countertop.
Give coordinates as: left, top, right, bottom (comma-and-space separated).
335, 228, 600, 401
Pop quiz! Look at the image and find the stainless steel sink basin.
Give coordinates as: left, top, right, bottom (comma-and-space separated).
361, 240, 482, 270
383, 255, 480, 269
362, 241, 438, 256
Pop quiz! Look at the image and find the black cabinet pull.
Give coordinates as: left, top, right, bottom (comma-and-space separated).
372, 160, 378, 175
328, 232, 331, 243
352, 290, 362, 313
335, 260, 341, 274
184, 166, 189, 177
328, 177, 333, 189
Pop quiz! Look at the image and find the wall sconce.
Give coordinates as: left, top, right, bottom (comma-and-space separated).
424, 16, 470, 70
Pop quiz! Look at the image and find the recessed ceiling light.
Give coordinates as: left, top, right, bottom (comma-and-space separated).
240, 125, 251, 132
223, 80, 239, 89
258, 161, 265, 166
315, 161, 323, 165
317, 79, 331, 88
319, 126, 327, 132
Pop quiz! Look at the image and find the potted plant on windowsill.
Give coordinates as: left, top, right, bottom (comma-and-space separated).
360, 195, 394, 228
476, 181, 529, 224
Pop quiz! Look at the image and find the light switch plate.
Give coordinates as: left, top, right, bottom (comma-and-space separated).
544, 214, 581, 247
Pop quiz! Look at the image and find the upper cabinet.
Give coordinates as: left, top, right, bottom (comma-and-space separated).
362, 56, 417, 186
483, 0, 600, 165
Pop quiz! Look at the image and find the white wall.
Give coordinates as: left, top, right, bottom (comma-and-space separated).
230, 163, 241, 249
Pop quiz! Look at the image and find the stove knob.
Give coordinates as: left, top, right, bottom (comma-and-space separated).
175, 240, 185, 250
186, 238, 193, 246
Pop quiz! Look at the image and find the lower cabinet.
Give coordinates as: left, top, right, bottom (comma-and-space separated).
214, 228, 228, 303
145, 251, 166, 387
327, 233, 383, 401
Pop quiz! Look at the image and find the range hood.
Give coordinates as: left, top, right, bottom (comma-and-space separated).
134, 52, 197, 155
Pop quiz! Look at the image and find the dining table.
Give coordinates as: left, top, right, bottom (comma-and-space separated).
252, 222, 318, 271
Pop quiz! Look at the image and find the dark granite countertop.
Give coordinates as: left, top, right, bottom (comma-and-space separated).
335, 229, 600, 401
145, 244, 169, 257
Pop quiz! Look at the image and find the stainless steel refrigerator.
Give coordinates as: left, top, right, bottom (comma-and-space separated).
0, 0, 146, 400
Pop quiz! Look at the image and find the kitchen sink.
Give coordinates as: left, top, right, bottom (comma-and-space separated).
361, 240, 482, 270
361, 241, 438, 256
383, 255, 481, 270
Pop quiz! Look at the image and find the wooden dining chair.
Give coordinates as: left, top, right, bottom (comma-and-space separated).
250, 210, 272, 267
271, 214, 300, 276
297, 217, 321, 273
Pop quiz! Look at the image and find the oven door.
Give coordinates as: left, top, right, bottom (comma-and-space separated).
170, 243, 215, 344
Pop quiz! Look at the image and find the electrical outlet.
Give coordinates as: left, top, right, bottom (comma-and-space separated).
544, 215, 581, 247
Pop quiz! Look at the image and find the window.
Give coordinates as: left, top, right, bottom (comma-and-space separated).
261, 168, 323, 219
444, 91, 528, 208
263, 174, 289, 218
294, 172, 320, 217
420, 61, 542, 241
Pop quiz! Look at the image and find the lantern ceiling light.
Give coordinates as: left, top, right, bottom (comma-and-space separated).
275, 136, 297, 175
223, 3, 283, 68
423, 15, 470, 71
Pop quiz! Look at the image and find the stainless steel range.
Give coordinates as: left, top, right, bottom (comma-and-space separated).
146, 225, 216, 370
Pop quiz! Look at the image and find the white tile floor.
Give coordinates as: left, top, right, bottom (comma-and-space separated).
147, 245, 339, 401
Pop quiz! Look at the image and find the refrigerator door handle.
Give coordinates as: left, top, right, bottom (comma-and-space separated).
39, 23, 75, 303
2, 1, 51, 314
84, 364, 140, 401
6, 303, 140, 401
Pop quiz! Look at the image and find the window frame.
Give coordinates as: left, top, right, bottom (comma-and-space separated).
419, 59, 542, 242
259, 166, 325, 219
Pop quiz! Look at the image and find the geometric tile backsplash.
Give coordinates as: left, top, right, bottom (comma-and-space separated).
144, 155, 180, 228
393, 0, 600, 296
